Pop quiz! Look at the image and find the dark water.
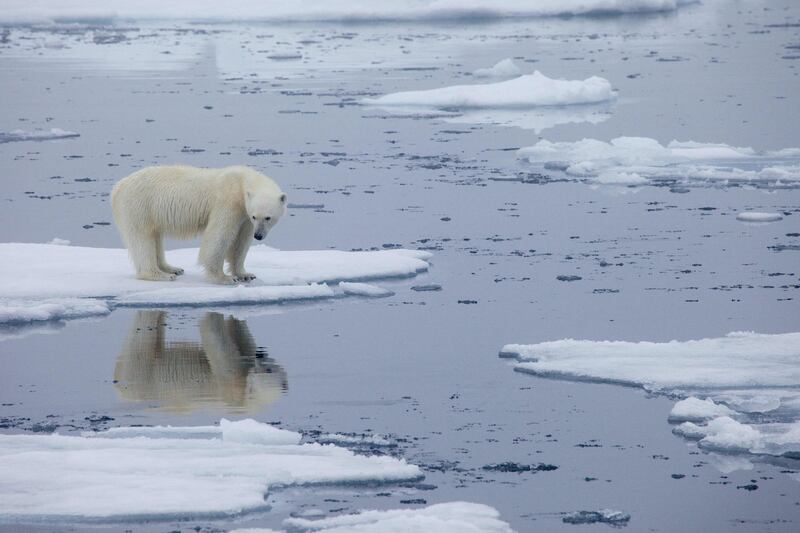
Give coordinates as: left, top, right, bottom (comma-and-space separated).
1, 1, 800, 531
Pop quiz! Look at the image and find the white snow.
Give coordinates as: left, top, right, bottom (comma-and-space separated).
0, 243, 432, 322
2, 1, 696, 24
338, 282, 394, 298
0, 298, 110, 325
281, 502, 515, 533
363, 71, 616, 109
501, 332, 800, 457
518, 136, 800, 187
0, 128, 79, 144
0, 418, 421, 520
472, 59, 521, 79
736, 211, 783, 223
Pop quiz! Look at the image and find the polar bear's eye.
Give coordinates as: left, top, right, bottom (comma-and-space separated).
251, 216, 256, 220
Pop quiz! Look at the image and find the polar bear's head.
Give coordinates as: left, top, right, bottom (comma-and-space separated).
243, 171, 287, 241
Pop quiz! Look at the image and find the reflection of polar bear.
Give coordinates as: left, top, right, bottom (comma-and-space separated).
111, 165, 286, 284
114, 311, 288, 412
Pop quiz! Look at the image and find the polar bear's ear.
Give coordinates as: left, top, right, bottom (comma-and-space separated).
280, 193, 287, 203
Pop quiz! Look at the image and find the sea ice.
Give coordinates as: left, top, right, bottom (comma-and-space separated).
363, 71, 616, 109
0, 128, 79, 143
472, 58, 521, 78
3, 1, 695, 25
518, 137, 800, 187
0, 419, 422, 520
501, 332, 800, 457
338, 281, 394, 297
562, 509, 630, 526
281, 502, 515, 532
736, 212, 783, 223
0, 243, 432, 323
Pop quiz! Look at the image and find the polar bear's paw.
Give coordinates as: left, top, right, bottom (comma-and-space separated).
162, 265, 184, 276
232, 273, 257, 283
137, 271, 177, 282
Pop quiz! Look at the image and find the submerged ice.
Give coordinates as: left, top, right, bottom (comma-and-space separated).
501, 332, 800, 458
0, 419, 421, 520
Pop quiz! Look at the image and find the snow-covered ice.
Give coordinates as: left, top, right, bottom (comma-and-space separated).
472, 59, 521, 79
280, 502, 514, 533
736, 212, 784, 223
3, 0, 696, 24
0, 418, 422, 520
0, 128, 79, 144
518, 137, 800, 187
363, 71, 616, 109
338, 282, 394, 298
501, 332, 800, 457
0, 243, 431, 322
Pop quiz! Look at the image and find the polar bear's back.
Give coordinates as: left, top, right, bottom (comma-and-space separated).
112, 165, 240, 239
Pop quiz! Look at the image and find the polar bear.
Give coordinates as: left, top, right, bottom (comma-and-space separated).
111, 165, 286, 284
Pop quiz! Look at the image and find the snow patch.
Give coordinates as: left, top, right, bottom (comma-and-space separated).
0, 419, 422, 520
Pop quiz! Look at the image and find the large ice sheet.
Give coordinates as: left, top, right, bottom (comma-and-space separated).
0, 243, 431, 322
363, 72, 615, 109
501, 332, 800, 458
4, 1, 695, 24
0, 419, 422, 520
518, 137, 800, 187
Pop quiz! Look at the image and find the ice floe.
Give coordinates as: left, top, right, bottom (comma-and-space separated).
281, 502, 514, 533
518, 137, 800, 188
472, 58, 521, 79
0, 128, 79, 144
501, 332, 800, 458
0, 243, 431, 323
736, 211, 784, 223
363, 71, 615, 109
4, 1, 696, 24
0, 419, 421, 520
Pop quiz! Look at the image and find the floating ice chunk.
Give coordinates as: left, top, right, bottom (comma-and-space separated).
472, 58, 521, 78
2, 1, 694, 25
282, 502, 514, 533
0, 244, 432, 321
562, 509, 630, 525
668, 397, 735, 423
736, 212, 783, 223
363, 72, 616, 109
338, 281, 394, 297
0, 298, 110, 325
518, 137, 800, 187
502, 332, 800, 457
47, 237, 71, 246
0, 128, 79, 143
0, 419, 421, 520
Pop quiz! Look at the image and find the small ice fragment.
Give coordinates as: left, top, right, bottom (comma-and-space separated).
410, 284, 442, 292
563, 509, 631, 525
736, 211, 783, 222
472, 58, 521, 78
47, 238, 70, 246
668, 397, 735, 423
339, 282, 394, 297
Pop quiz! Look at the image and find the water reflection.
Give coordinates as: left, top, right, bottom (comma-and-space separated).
114, 311, 287, 412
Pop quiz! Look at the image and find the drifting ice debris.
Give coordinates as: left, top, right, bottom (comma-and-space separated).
0, 128, 79, 143
563, 509, 631, 526
472, 58, 522, 78
736, 211, 783, 222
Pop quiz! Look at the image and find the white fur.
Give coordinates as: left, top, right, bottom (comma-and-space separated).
111, 165, 286, 284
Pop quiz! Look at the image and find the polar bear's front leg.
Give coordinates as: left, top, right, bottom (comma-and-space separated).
199, 213, 241, 284
227, 222, 256, 282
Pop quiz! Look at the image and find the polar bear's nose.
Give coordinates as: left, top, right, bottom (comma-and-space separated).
254, 233, 264, 240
